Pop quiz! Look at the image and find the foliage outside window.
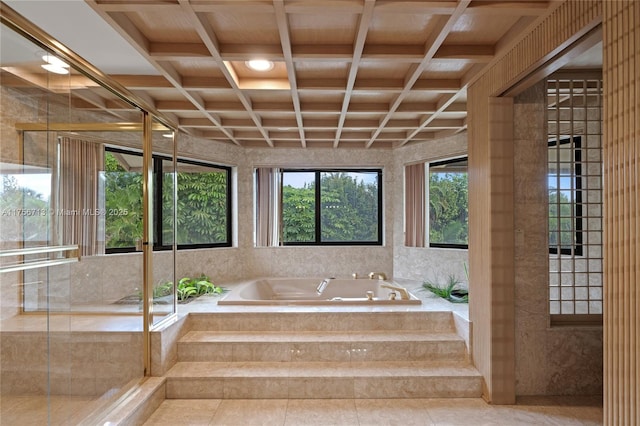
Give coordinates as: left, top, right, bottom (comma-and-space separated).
281, 170, 382, 245
104, 148, 231, 252
428, 157, 468, 248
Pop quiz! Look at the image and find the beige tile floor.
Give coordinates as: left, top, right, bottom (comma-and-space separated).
143, 396, 603, 426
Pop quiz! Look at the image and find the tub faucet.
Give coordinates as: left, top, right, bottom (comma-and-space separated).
380, 283, 410, 300
368, 272, 387, 280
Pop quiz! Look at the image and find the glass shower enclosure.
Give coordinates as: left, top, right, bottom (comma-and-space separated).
0, 6, 176, 424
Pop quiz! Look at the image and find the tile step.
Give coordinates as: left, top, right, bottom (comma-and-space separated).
180, 330, 464, 343
187, 311, 458, 333
165, 361, 482, 399
177, 331, 467, 362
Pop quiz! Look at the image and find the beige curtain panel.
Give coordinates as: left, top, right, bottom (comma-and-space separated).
55, 136, 105, 256
404, 162, 426, 247
255, 167, 281, 247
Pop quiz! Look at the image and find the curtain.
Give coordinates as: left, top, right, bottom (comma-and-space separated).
255, 167, 281, 247
54, 136, 104, 256
404, 162, 426, 247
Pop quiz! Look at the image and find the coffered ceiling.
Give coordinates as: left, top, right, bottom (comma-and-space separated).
5, 0, 557, 148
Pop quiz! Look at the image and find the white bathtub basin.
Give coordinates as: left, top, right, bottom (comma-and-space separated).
218, 277, 421, 305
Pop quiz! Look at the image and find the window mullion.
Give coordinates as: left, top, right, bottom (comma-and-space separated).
315, 171, 321, 244
153, 156, 163, 250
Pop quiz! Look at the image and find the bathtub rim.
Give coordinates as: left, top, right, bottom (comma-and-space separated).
217, 277, 422, 306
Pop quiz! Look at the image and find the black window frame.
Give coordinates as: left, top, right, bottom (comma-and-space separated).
548, 136, 583, 256
281, 168, 383, 246
428, 156, 469, 250
104, 147, 232, 254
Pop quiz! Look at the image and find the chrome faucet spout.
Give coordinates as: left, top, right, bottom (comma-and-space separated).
380, 283, 410, 300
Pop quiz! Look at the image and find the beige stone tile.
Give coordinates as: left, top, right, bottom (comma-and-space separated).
166, 378, 224, 399
288, 377, 355, 399
284, 399, 359, 426
211, 399, 287, 426
143, 399, 220, 426
223, 377, 290, 399
290, 342, 352, 362
178, 342, 234, 362
232, 342, 292, 362
421, 398, 506, 425
499, 396, 604, 425
355, 399, 435, 426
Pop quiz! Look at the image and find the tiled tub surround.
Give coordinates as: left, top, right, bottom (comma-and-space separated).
218, 277, 421, 305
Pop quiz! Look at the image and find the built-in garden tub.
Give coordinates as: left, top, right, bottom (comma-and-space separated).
218, 277, 422, 305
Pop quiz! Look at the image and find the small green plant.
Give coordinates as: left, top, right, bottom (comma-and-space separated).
177, 274, 225, 302
423, 274, 468, 303
150, 274, 226, 303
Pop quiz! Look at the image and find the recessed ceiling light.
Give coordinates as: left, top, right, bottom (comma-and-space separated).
162, 133, 174, 138
41, 64, 69, 74
42, 54, 69, 69
246, 59, 274, 72
41, 53, 70, 74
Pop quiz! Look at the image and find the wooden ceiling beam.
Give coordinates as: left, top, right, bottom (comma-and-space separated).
156, 100, 197, 112
349, 103, 391, 113
396, 102, 439, 113
412, 79, 461, 91
182, 76, 231, 90
191, 1, 274, 13
204, 101, 246, 112
179, 118, 217, 128
219, 43, 283, 61
252, 101, 295, 112
353, 78, 405, 91
423, 118, 466, 129
112, 75, 172, 89
149, 42, 210, 58
374, 1, 457, 14
434, 44, 495, 61
284, 0, 364, 14
292, 44, 353, 60
465, 1, 550, 16
261, 118, 299, 128
91, 2, 183, 12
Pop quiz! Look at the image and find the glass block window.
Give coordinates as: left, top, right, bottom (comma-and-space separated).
547, 73, 603, 322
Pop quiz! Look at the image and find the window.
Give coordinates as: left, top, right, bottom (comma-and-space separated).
548, 137, 582, 256
104, 149, 143, 251
281, 169, 382, 245
428, 157, 468, 248
547, 74, 603, 320
104, 148, 231, 253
